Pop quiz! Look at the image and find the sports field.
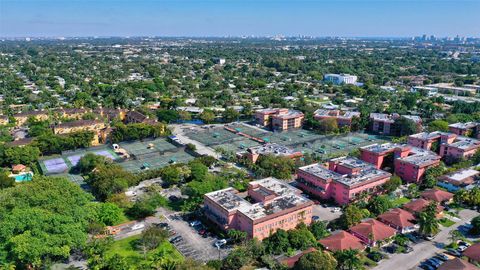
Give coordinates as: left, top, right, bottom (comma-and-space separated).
39, 146, 120, 175
184, 123, 388, 159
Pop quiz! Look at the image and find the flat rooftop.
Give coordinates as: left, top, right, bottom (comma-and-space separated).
247, 143, 299, 156
314, 109, 360, 119
205, 177, 311, 221
249, 177, 301, 196
398, 147, 440, 166
449, 122, 478, 129
369, 113, 394, 123
361, 142, 402, 154
448, 137, 480, 150
299, 157, 391, 187
409, 131, 444, 140
444, 169, 479, 182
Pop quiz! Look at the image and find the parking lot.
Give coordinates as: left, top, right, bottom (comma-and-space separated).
311, 204, 343, 222
156, 208, 231, 262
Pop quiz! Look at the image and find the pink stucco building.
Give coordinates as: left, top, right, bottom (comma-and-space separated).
296, 157, 391, 205
237, 143, 303, 164
369, 113, 422, 136
448, 122, 480, 138
408, 132, 480, 161
204, 177, 313, 240
360, 143, 441, 183
313, 109, 360, 128
255, 108, 304, 131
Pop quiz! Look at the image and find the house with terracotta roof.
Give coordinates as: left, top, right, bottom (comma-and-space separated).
348, 219, 397, 247
438, 258, 479, 270
11, 164, 27, 173
421, 189, 454, 204
377, 208, 418, 234
463, 243, 480, 265
277, 247, 317, 268
402, 198, 444, 217
318, 230, 366, 252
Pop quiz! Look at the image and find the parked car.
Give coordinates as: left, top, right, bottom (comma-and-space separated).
331, 207, 341, 213
312, 216, 320, 222
131, 223, 145, 231
436, 254, 449, 261
214, 239, 227, 248
458, 241, 471, 247
366, 251, 384, 262
419, 263, 435, 270
446, 248, 462, 257
457, 245, 469, 252
169, 235, 182, 243
403, 246, 413, 253
189, 220, 202, 227
425, 258, 441, 268
406, 233, 420, 243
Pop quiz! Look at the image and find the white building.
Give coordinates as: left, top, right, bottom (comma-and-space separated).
323, 74, 358, 85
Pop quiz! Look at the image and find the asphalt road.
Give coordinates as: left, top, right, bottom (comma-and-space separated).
373, 209, 479, 270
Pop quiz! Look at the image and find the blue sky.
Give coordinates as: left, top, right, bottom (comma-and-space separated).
0, 0, 479, 37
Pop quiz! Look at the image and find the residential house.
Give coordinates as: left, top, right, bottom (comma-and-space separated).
348, 219, 397, 247
421, 189, 454, 204
318, 230, 366, 251
402, 198, 444, 218
377, 208, 418, 233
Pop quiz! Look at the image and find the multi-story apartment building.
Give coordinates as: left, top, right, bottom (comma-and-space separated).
125, 110, 157, 125
237, 143, 303, 163
13, 110, 49, 126
448, 122, 480, 138
360, 143, 441, 183
369, 113, 422, 136
53, 119, 107, 145
255, 108, 304, 131
408, 132, 480, 161
323, 74, 358, 85
296, 157, 391, 205
313, 109, 360, 128
204, 177, 313, 240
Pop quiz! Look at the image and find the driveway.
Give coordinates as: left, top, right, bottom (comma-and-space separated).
373, 209, 479, 270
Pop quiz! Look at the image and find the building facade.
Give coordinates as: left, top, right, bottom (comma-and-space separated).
255, 108, 304, 131
313, 109, 360, 128
323, 74, 358, 85
296, 157, 391, 205
204, 177, 313, 240
408, 132, 480, 161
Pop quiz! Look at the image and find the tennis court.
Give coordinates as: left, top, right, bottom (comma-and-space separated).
184, 123, 388, 159
119, 150, 195, 173
39, 146, 120, 175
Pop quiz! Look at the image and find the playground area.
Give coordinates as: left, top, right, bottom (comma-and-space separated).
184, 123, 388, 159
39, 145, 120, 175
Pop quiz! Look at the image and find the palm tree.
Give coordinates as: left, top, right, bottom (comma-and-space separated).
448, 230, 462, 244
334, 249, 362, 270
418, 202, 440, 237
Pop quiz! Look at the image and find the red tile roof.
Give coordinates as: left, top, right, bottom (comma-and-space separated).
279, 247, 317, 268
377, 208, 416, 229
318, 230, 366, 252
403, 198, 444, 214
421, 189, 454, 203
464, 243, 480, 263
349, 219, 397, 243
438, 258, 479, 270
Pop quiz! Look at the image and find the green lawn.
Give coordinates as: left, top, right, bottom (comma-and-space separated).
439, 218, 456, 227
391, 197, 411, 207
106, 235, 183, 265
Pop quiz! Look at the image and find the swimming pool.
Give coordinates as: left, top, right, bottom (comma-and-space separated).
14, 172, 33, 182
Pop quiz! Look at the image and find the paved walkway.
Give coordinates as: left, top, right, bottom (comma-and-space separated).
374, 209, 479, 270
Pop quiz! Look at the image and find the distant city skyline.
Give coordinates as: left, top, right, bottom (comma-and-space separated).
1, 0, 479, 38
